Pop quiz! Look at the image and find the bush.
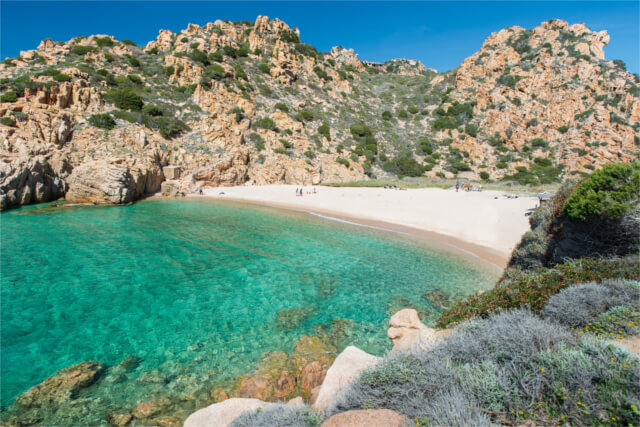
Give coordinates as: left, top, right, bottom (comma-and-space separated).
480, 171, 490, 180
204, 64, 225, 81
0, 117, 17, 127
294, 110, 314, 122
437, 256, 640, 327
381, 110, 392, 120
230, 404, 322, 427
121, 39, 136, 46
146, 47, 158, 55
542, 279, 640, 329
274, 102, 289, 113
142, 104, 163, 117
0, 91, 17, 102
279, 30, 300, 43
127, 74, 142, 84
563, 162, 640, 222
253, 117, 278, 131
72, 45, 96, 55
53, 73, 72, 82
189, 48, 209, 65
382, 156, 425, 177
233, 64, 248, 80
398, 109, 409, 119
317, 122, 330, 140
313, 66, 331, 81
94, 36, 115, 48
336, 157, 350, 167
464, 124, 478, 137
88, 113, 116, 130
105, 89, 143, 111
258, 63, 270, 74
248, 133, 265, 151
432, 116, 458, 131
222, 46, 237, 58
209, 51, 224, 62
142, 115, 188, 138
557, 125, 569, 134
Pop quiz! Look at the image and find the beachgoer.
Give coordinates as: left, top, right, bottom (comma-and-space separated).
199, 189, 203, 195
295, 188, 299, 196
313, 188, 317, 194
456, 183, 459, 192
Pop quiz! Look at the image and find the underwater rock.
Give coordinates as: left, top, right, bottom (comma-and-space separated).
293, 335, 337, 398
131, 397, 171, 419
234, 375, 272, 401
137, 370, 167, 384
108, 412, 132, 426
274, 305, 317, 330
421, 289, 453, 310
16, 361, 105, 408
233, 350, 297, 400
117, 355, 142, 371
153, 415, 183, 427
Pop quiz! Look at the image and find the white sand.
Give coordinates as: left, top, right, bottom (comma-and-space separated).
198, 185, 538, 265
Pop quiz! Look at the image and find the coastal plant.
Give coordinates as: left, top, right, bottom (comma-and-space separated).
332, 310, 640, 425
437, 256, 640, 327
562, 162, 640, 222
542, 279, 640, 329
88, 113, 116, 130
231, 404, 323, 427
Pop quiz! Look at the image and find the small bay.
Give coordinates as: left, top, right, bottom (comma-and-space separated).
1, 199, 497, 422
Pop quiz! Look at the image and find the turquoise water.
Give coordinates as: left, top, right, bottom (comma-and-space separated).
1, 199, 497, 422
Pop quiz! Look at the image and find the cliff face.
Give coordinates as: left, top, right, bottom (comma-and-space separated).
1, 17, 638, 209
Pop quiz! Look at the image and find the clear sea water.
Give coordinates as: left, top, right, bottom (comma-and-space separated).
0, 199, 497, 423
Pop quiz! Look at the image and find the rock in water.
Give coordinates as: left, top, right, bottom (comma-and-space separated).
312, 346, 380, 412
322, 409, 407, 427
16, 361, 104, 408
387, 308, 450, 352
184, 398, 275, 427
65, 160, 136, 204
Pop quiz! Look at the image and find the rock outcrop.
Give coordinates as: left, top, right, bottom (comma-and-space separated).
313, 346, 381, 412
387, 308, 450, 352
322, 409, 407, 427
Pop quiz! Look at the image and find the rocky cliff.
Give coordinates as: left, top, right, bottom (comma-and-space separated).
1, 17, 638, 210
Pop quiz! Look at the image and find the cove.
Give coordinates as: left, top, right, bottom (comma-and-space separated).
0, 199, 498, 423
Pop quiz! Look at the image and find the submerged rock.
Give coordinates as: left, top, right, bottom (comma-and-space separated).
131, 397, 171, 419
313, 346, 381, 412
16, 361, 104, 409
274, 305, 317, 330
108, 412, 132, 426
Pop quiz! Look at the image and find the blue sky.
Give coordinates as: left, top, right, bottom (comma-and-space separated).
1, 1, 638, 73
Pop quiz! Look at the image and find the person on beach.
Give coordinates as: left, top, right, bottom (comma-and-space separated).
456, 182, 459, 192
199, 189, 203, 195
295, 188, 299, 196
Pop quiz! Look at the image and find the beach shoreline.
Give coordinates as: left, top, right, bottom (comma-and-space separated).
186, 185, 539, 270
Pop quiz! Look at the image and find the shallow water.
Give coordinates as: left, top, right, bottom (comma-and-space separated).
0, 199, 497, 422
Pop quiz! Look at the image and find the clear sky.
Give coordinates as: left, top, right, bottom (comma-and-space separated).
1, 1, 638, 74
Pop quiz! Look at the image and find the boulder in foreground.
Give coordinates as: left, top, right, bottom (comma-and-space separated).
184, 398, 275, 427
322, 409, 406, 427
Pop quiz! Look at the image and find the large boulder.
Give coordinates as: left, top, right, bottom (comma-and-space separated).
322, 409, 406, 427
184, 398, 275, 427
16, 361, 104, 408
312, 346, 381, 412
66, 158, 163, 205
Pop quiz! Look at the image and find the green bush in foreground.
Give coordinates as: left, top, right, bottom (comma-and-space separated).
437, 256, 640, 328
563, 162, 640, 222
88, 113, 116, 130
105, 89, 143, 111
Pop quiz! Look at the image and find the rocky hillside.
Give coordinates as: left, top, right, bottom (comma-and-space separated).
1, 17, 638, 210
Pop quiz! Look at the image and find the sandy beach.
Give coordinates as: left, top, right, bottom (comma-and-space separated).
196, 185, 538, 268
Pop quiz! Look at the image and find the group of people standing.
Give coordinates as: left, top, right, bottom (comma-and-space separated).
456, 182, 481, 192
295, 187, 317, 196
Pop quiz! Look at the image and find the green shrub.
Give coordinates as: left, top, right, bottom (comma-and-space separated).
304, 150, 316, 159
231, 404, 322, 427
204, 64, 225, 81
497, 73, 522, 88
209, 51, 224, 62
279, 30, 300, 43
189, 48, 209, 65
381, 110, 392, 120
464, 124, 478, 137
95, 36, 115, 48
437, 256, 640, 327
480, 171, 490, 180
557, 125, 569, 134
313, 66, 331, 81
350, 124, 378, 162
146, 47, 158, 55
382, 156, 425, 177
237, 47, 250, 57
318, 121, 331, 140
52, 73, 72, 82
294, 110, 314, 122
0, 117, 17, 127
142, 115, 188, 138
121, 39, 136, 46
104, 53, 115, 62
336, 157, 350, 167
253, 117, 278, 131
531, 138, 548, 148
127, 74, 142, 84
408, 105, 419, 114
164, 65, 175, 76
248, 133, 265, 151
258, 63, 270, 74
125, 54, 140, 67
526, 118, 538, 128
222, 46, 237, 58
610, 112, 627, 126
233, 64, 248, 80
0, 91, 18, 102
72, 45, 96, 55
295, 43, 319, 58
88, 113, 116, 130
112, 110, 138, 123
398, 109, 409, 119
274, 102, 289, 113
105, 89, 144, 111
142, 104, 163, 117
563, 162, 640, 222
